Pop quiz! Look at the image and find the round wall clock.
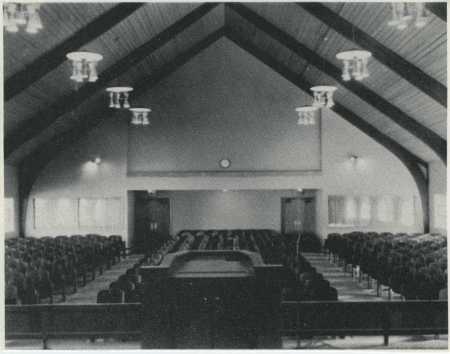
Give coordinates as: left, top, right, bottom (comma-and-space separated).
219, 158, 231, 169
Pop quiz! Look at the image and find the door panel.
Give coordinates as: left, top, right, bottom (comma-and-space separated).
134, 192, 170, 254
281, 198, 304, 235
303, 198, 316, 232
281, 196, 316, 235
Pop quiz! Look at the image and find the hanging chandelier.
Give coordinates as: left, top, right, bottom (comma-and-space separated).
388, 3, 428, 30
296, 106, 318, 126
311, 86, 337, 108
66, 51, 103, 83
106, 87, 133, 109
336, 50, 371, 81
3, 3, 43, 34
130, 108, 151, 126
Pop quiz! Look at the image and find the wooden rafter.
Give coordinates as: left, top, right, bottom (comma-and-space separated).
298, 2, 447, 107
18, 28, 226, 229
5, 3, 144, 101
426, 3, 447, 22
5, 3, 219, 158
228, 3, 446, 164
225, 28, 429, 231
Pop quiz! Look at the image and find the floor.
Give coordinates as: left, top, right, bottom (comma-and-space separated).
6, 334, 448, 350
281, 334, 449, 349
301, 252, 402, 301
65, 254, 143, 304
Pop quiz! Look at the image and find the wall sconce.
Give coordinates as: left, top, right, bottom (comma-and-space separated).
91, 156, 101, 164
349, 154, 358, 163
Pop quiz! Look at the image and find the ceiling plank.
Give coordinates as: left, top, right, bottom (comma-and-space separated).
225, 28, 429, 231
18, 28, 226, 220
297, 2, 447, 107
426, 3, 447, 22
228, 3, 446, 164
5, 3, 144, 101
5, 3, 219, 158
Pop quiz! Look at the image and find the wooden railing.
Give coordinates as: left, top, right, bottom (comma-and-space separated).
5, 300, 448, 349
5, 303, 142, 349
280, 300, 448, 346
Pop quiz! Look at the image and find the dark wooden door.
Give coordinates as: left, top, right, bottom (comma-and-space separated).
134, 192, 170, 254
147, 197, 170, 252
281, 197, 316, 235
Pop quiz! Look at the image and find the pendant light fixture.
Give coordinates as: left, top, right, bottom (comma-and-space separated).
130, 108, 151, 126
296, 106, 318, 126
388, 3, 428, 30
336, 50, 371, 81
3, 3, 43, 34
66, 51, 103, 83
311, 86, 337, 108
106, 87, 133, 109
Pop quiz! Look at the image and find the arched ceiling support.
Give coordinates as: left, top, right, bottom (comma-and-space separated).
5, 3, 220, 158
298, 2, 447, 107
426, 3, 447, 22
226, 28, 430, 232
228, 3, 446, 165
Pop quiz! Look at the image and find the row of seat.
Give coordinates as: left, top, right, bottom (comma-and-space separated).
96, 235, 183, 304
325, 232, 447, 299
173, 229, 337, 301
97, 229, 337, 304
5, 234, 125, 305
97, 261, 145, 304
173, 229, 286, 264
281, 240, 338, 301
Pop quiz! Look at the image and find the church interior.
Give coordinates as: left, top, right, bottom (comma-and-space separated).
3, 1, 448, 350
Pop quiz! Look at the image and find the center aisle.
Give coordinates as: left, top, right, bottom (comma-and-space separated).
301, 252, 396, 301
65, 254, 143, 304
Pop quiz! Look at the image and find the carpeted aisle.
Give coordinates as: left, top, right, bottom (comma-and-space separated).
301, 252, 400, 301
64, 254, 143, 304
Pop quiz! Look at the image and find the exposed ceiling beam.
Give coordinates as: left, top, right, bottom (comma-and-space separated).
426, 3, 447, 22
225, 29, 429, 231
5, 3, 219, 158
228, 3, 446, 164
5, 3, 144, 101
297, 2, 447, 107
18, 28, 226, 212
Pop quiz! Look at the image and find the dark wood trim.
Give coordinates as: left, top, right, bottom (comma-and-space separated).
127, 170, 322, 177
426, 3, 447, 22
297, 2, 447, 107
18, 29, 226, 212
228, 3, 446, 164
226, 30, 429, 232
5, 3, 144, 101
6, 3, 220, 158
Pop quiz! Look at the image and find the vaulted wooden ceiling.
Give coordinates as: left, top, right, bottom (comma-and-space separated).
4, 2, 447, 175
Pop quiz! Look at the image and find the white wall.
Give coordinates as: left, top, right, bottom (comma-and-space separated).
26, 108, 424, 244
25, 38, 425, 244
4, 164, 20, 238
158, 190, 298, 234
128, 39, 321, 174
429, 160, 447, 234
